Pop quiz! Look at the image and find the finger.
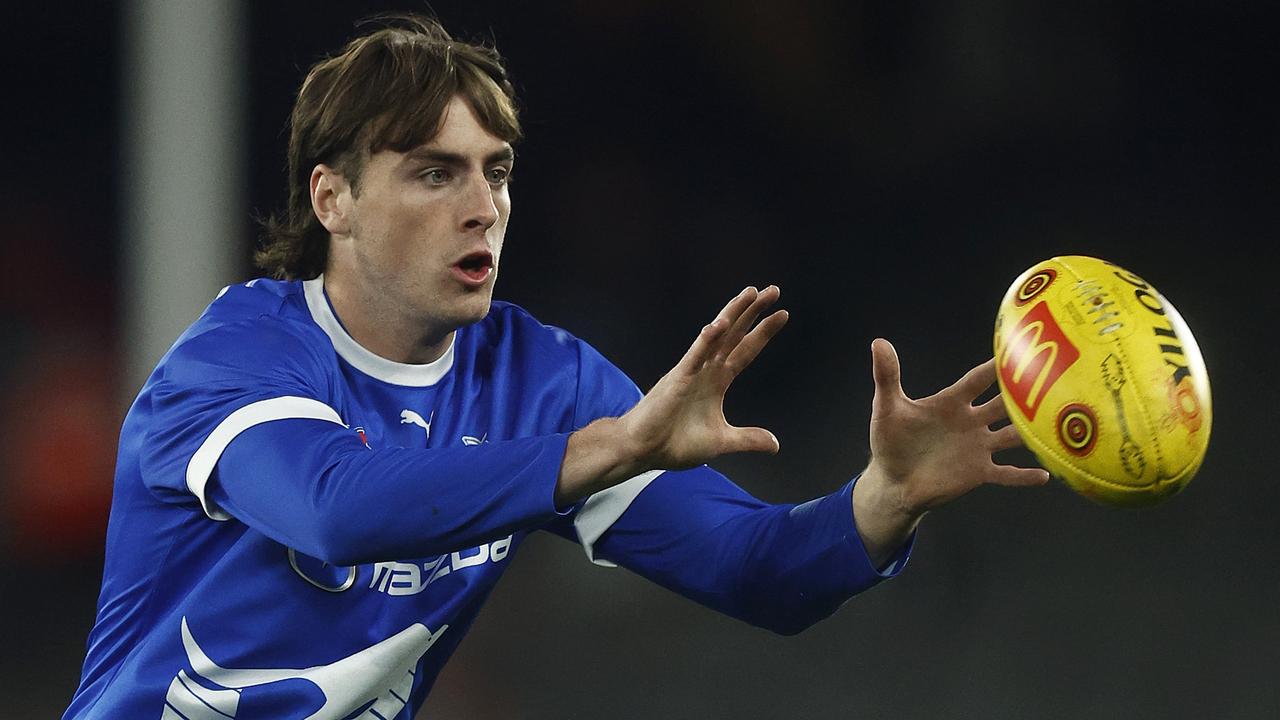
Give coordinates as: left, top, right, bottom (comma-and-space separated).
949, 358, 997, 402
715, 286, 760, 331
974, 394, 1009, 426
718, 285, 780, 360
870, 338, 906, 414
723, 425, 780, 455
699, 286, 758, 360
673, 317, 729, 376
678, 288, 755, 374
988, 423, 1025, 452
987, 464, 1050, 487
724, 309, 789, 376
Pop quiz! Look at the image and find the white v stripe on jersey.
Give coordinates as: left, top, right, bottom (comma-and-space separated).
165, 616, 449, 720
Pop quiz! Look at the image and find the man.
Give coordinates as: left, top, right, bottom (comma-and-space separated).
65, 15, 1046, 719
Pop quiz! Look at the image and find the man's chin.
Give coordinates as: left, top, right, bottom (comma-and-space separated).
445, 291, 496, 328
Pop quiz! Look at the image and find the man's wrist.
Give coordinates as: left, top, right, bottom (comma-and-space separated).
851, 461, 923, 568
555, 417, 650, 507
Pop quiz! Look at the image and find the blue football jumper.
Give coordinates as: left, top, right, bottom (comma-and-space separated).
65, 277, 910, 719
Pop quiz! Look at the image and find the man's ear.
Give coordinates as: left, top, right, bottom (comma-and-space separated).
310, 164, 351, 235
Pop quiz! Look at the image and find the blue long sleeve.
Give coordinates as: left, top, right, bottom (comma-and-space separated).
209, 418, 571, 565
588, 467, 912, 635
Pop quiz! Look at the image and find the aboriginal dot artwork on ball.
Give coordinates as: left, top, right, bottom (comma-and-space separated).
1056, 403, 1098, 456
1014, 268, 1057, 306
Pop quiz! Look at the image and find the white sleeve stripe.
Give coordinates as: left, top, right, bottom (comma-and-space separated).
185, 396, 345, 521
573, 469, 665, 567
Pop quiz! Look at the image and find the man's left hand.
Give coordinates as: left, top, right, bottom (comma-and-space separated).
852, 339, 1050, 567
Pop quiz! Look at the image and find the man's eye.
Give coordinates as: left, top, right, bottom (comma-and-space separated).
486, 167, 511, 185
422, 168, 450, 184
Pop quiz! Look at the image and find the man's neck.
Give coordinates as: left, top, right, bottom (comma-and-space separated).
322, 275, 454, 365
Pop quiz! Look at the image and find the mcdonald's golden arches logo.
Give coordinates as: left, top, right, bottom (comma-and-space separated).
998, 301, 1080, 421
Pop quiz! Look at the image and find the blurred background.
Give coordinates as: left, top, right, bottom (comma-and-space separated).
4, 1, 1277, 717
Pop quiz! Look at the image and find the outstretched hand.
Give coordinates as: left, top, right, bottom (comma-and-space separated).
618, 285, 789, 470
555, 286, 787, 506
853, 339, 1049, 565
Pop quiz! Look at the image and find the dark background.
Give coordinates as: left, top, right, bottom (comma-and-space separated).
3, 1, 1277, 717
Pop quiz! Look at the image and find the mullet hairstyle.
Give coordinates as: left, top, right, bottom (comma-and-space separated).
257, 14, 522, 279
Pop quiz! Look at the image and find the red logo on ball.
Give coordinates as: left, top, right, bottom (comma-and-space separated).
999, 301, 1080, 421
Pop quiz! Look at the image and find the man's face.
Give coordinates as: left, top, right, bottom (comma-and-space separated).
337, 95, 514, 337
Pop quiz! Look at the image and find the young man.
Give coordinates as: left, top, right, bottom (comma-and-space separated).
65, 15, 1046, 719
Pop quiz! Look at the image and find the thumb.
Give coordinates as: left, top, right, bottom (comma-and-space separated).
725, 426, 780, 455
871, 338, 904, 413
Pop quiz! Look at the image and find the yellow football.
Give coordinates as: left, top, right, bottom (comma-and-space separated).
993, 256, 1211, 507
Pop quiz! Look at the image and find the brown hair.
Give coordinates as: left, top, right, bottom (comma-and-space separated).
257, 14, 521, 279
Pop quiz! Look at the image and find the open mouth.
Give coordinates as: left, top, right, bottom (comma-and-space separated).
453, 251, 494, 284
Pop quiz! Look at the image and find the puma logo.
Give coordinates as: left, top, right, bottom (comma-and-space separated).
399, 409, 432, 440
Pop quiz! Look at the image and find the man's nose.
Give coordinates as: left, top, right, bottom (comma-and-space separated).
461, 173, 499, 231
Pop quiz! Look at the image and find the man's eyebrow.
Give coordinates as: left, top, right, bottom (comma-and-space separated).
487, 146, 516, 163
403, 146, 515, 165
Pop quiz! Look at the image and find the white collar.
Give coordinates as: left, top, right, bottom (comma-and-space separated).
303, 276, 455, 387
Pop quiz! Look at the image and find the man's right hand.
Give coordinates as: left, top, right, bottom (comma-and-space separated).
555, 286, 788, 505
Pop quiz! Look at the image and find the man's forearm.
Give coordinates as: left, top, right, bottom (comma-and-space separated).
561, 419, 922, 572
211, 419, 573, 565
590, 469, 904, 635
